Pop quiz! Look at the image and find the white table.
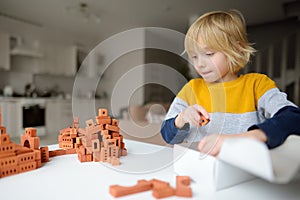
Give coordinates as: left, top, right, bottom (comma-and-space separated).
0, 140, 299, 200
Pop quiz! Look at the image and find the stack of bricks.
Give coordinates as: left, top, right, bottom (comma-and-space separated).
75, 108, 127, 165
53, 117, 79, 157
0, 107, 46, 178
20, 128, 43, 168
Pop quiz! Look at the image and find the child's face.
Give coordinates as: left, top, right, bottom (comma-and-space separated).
190, 46, 237, 83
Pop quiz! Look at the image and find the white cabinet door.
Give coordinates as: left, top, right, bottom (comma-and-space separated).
59, 101, 73, 128
0, 32, 10, 70
46, 100, 73, 135
0, 101, 22, 138
46, 101, 60, 135
42, 43, 77, 76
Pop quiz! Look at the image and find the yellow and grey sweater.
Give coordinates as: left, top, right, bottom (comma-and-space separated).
161, 73, 300, 148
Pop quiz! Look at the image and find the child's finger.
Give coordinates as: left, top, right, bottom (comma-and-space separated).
194, 104, 210, 119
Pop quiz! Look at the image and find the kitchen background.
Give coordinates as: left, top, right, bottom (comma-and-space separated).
0, 0, 299, 145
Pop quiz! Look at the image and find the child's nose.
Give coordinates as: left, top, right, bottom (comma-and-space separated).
195, 56, 207, 68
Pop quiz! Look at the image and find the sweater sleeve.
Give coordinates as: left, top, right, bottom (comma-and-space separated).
248, 106, 300, 148
160, 117, 190, 144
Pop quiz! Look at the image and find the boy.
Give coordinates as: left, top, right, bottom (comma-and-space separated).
160, 10, 300, 156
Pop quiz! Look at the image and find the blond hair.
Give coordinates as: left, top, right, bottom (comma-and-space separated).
185, 10, 256, 73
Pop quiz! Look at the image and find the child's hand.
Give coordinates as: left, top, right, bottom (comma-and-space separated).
175, 104, 209, 128
198, 134, 227, 157
198, 129, 268, 157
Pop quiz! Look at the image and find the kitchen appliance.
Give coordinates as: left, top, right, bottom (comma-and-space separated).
20, 98, 46, 136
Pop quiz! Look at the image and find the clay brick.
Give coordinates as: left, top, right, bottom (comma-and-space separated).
101, 130, 109, 135
175, 176, 192, 197
121, 142, 125, 149
99, 124, 105, 130
36, 159, 42, 168
111, 119, 119, 126
0, 152, 15, 158
105, 124, 119, 132
100, 148, 109, 162
0, 156, 18, 168
77, 128, 86, 135
85, 125, 101, 135
86, 154, 92, 162
113, 137, 121, 147
18, 161, 36, 173
49, 151, 56, 157
15, 146, 33, 155
96, 116, 111, 125
40, 146, 49, 162
150, 179, 170, 189
86, 135, 92, 147
20, 135, 40, 150
109, 180, 152, 197
0, 126, 6, 134
200, 114, 210, 126
106, 139, 116, 148
0, 132, 10, 145
86, 146, 93, 154
25, 128, 37, 137
85, 119, 95, 128
102, 135, 111, 140
93, 151, 101, 162
111, 132, 120, 138
70, 132, 77, 139
78, 153, 87, 162
110, 157, 120, 166
78, 145, 86, 155
91, 133, 99, 140
0, 165, 19, 178
34, 149, 41, 160
58, 135, 63, 143
65, 148, 77, 154
49, 149, 66, 157
98, 108, 108, 117
110, 147, 120, 158
17, 152, 35, 164
61, 136, 72, 143
74, 143, 80, 149
81, 136, 87, 146
152, 185, 175, 199
61, 142, 74, 149
0, 143, 15, 155
121, 148, 127, 156
76, 137, 82, 145
91, 139, 100, 152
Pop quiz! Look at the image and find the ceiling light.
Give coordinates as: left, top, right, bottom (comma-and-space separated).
66, 2, 101, 23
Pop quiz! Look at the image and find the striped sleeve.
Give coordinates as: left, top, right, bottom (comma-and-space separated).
249, 75, 299, 148
161, 81, 195, 144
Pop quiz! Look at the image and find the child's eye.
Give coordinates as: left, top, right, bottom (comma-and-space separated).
191, 55, 197, 59
206, 52, 214, 56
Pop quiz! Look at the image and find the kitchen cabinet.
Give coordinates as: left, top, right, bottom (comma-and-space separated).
0, 32, 10, 70
46, 100, 73, 135
0, 100, 22, 138
41, 43, 77, 76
